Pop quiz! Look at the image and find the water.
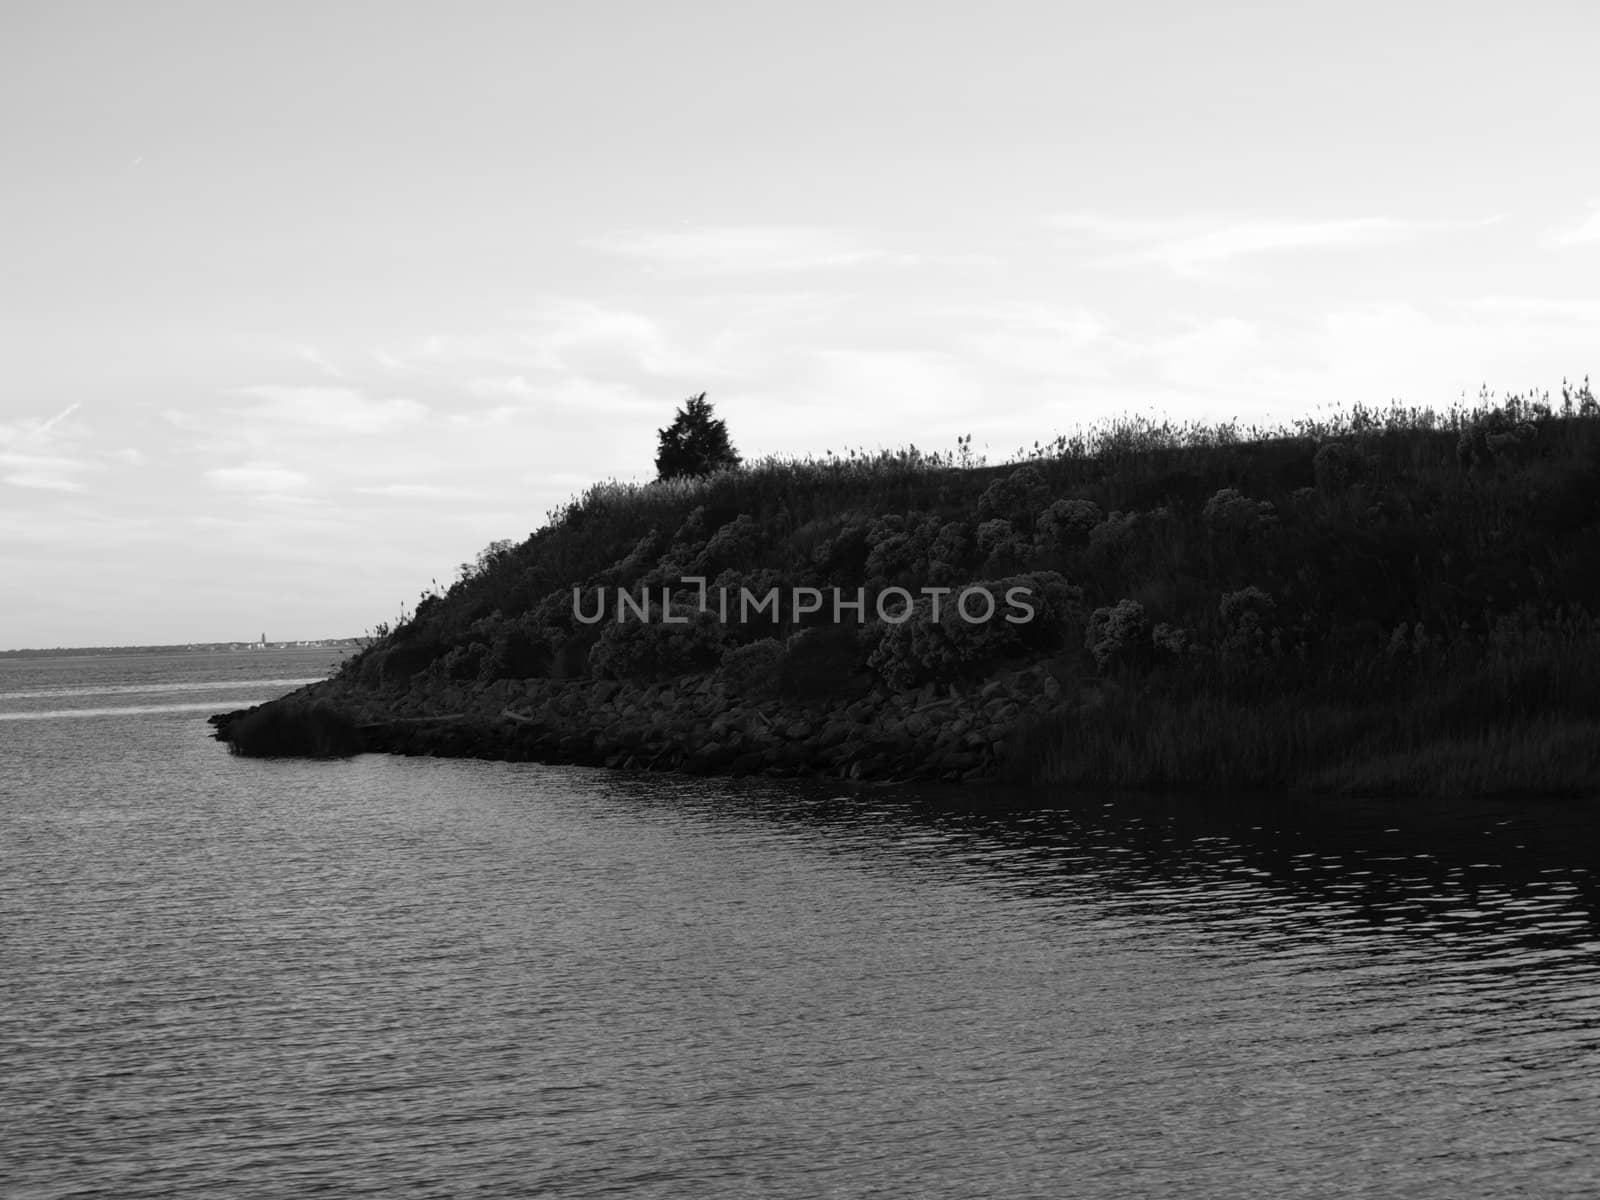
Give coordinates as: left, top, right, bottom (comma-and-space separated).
3, 650, 1599, 1197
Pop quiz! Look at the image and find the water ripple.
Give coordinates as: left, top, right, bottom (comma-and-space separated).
3, 670, 1600, 1197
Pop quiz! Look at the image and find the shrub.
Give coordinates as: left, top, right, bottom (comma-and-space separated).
605, 528, 668, 584
587, 596, 725, 680
1203, 488, 1278, 536
865, 529, 922, 585
719, 637, 785, 698
1086, 599, 1150, 672
811, 517, 874, 578
709, 567, 788, 638
1385, 621, 1433, 661
1151, 622, 1193, 659
1218, 586, 1279, 661
779, 625, 867, 699
978, 465, 1050, 527
1036, 498, 1102, 551
1312, 440, 1375, 494
1456, 409, 1537, 472
694, 513, 763, 574
379, 638, 441, 687
479, 623, 551, 680
1087, 510, 1139, 564
226, 702, 365, 759
927, 520, 976, 583
867, 571, 1081, 689
441, 641, 488, 681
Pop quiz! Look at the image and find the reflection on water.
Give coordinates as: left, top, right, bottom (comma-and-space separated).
0, 701, 282, 721
3, 657, 1599, 1198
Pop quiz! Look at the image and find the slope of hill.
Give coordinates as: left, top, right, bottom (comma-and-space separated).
215, 384, 1600, 799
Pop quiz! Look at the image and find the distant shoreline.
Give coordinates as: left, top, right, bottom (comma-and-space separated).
0, 641, 361, 660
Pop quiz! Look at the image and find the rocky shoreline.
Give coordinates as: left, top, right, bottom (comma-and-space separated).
211, 662, 1069, 782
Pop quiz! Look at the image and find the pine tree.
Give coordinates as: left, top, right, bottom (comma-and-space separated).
654, 393, 741, 480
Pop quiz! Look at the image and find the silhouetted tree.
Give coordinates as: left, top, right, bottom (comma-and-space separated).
655, 393, 741, 480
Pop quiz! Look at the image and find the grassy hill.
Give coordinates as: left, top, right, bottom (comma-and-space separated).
232, 381, 1600, 799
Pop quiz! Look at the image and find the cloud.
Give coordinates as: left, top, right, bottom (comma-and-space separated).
1153, 219, 1405, 275
957, 303, 1119, 379
204, 462, 311, 493
391, 301, 711, 380
0, 405, 93, 491
890, 252, 1003, 268
466, 375, 537, 400
295, 345, 348, 379
806, 348, 978, 430
232, 386, 427, 433
1155, 316, 1263, 385
1, 403, 84, 447
1545, 207, 1600, 247
587, 226, 884, 272
1051, 212, 1421, 278
353, 483, 479, 499
1049, 213, 1195, 243
1470, 295, 1600, 323
35, 402, 82, 436
0, 452, 92, 491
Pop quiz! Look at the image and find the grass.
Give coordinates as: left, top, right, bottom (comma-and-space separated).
1004, 608, 1600, 796
312, 378, 1600, 798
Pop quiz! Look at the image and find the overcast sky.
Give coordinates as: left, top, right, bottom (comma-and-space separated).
3, 1, 1597, 648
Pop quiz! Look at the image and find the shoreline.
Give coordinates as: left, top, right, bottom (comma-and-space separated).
209, 667, 1600, 803
210, 662, 1057, 783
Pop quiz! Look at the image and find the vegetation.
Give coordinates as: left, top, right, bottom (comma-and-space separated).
221, 702, 366, 758
336, 377, 1600, 798
655, 393, 742, 481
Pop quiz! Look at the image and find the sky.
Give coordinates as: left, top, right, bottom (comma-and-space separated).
2, 0, 1597, 648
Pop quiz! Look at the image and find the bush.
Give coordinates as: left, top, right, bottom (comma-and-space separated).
927, 520, 976, 583
1151, 622, 1193, 659
978, 465, 1050, 527
1086, 599, 1150, 673
1036, 498, 1102, 551
226, 702, 365, 759
441, 641, 488, 681
719, 638, 786, 698
865, 529, 922, 585
779, 625, 867, 700
868, 571, 1081, 689
587, 595, 725, 681
694, 513, 763, 575
1087, 510, 1139, 564
1312, 440, 1375, 494
1203, 488, 1278, 536
1218, 586, 1279, 661
811, 517, 873, 578
479, 623, 551, 680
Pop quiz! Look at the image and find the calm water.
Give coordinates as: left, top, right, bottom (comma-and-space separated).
3, 650, 1599, 1197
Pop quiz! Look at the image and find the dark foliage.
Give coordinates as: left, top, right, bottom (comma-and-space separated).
340, 378, 1600, 794
655, 393, 741, 481
225, 702, 365, 758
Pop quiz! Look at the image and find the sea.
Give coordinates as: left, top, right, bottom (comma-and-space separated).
3, 647, 1599, 1198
